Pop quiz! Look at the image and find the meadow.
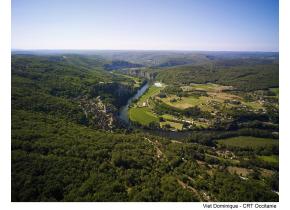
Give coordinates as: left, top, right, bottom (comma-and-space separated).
128, 82, 270, 130
129, 107, 159, 125
217, 136, 278, 149
138, 85, 163, 104
258, 155, 279, 164
160, 83, 263, 112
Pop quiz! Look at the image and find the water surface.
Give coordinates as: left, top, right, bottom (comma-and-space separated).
118, 82, 149, 124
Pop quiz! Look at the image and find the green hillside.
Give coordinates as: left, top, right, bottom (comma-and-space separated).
11, 54, 279, 202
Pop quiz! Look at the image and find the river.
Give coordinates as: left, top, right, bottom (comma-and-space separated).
118, 82, 149, 124
116, 83, 254, 141
117, 82, 197, 140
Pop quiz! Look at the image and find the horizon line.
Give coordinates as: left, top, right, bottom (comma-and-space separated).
11, 48, 279, 53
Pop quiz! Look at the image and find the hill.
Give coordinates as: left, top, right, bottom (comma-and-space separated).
11, 53, 279, 202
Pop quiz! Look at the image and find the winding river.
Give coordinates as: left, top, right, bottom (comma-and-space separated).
118, 82, 149, 124
117, 82, 196, 140
117, 82, 261, 141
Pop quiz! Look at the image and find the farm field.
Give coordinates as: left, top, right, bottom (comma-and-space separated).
182, 83, 233, 92
227, 166, 253, 176
128, 107, 158, 125
128, 82, 274, 131
217, 136, 279, 149
129, 106, 184, 130
160, 83, 264, 112
160, 95, 209, 110
269, 87, 279, 99
129, 83, 167, 126
258, 155, 279, 164
205, 154, 240, 164
138, 84, 164, 104
160, 121, 183, 130
270, 88, 279, 95
242, 101, 264, 110
161, 114, 175, 120
192, 120, 210, 128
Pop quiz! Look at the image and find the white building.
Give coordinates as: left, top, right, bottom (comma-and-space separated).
154, 82, 163, 87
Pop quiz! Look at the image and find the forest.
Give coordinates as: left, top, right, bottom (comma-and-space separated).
11, 51, 279, 202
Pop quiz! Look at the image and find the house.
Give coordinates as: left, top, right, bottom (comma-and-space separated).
154, 82, 163, 87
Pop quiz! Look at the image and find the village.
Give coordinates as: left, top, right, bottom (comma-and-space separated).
128, 81, 275, 132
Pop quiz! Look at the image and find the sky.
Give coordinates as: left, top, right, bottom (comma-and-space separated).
12, 0, 279, 51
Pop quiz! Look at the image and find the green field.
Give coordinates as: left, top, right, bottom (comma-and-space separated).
161, 83, 240, 111
160, 121, 183, 130
269, 88, 279, 99
129, 107, 159, 125
206, 154, 240, 164
242, 101, 264, 110
258, 155, 279, 164
217, 136, 278, 149
190, 83, 220, 91
161, 95, 209, 110
138, 85, 163, 104
193, 120, 210, 128
161, 114, 175, 120
270, 88, 279, 95
129, 84, 164, 125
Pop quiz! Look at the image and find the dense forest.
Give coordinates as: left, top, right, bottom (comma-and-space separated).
11, 52, 279, 202
155, 64, 279, 91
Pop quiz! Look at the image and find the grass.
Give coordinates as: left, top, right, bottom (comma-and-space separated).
217, 136, 278, 149
187, 83, 233, 92
161, 114, 175, 120
227, 166, 252, 176
129, 84, 164, 125
242, 101, 264, 110
193, 120, 210, 128
197, 84, 218, 91
161, 95, 210, 110
139, 85, 163, 104
269, 88, 279, 99
258, 155, 279, 164
160, 121, 183, 130
161, 84, 239, 112
259, 168, 275, 177
189, 83, 218, 91
270, 88, 279, 95
205, 154, 239, 164
129, 107, 159, 125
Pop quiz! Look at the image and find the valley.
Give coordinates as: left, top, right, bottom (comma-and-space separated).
11, 51, 279, 202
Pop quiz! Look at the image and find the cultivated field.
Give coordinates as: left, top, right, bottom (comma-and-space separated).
227, 166, 253, 176
160, 121, 183, 130
160, 83, 263, 112
258, 155, 279, 164
129, 107, 158, 125
217, 136, 278, 149
128, 82, 276, 131
138, 85, 163, 104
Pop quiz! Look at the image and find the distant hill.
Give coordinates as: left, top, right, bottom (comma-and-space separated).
104, 60, 143, 70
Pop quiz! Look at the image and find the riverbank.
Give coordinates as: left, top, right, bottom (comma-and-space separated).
118, 82, 149, 124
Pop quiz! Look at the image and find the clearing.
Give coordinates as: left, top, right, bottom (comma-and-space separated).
217, 136, 278, 149
258, 155, 279, 164
129, 107, 159, 125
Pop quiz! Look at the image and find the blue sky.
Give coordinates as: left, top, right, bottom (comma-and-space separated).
12, 0, 279, 51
